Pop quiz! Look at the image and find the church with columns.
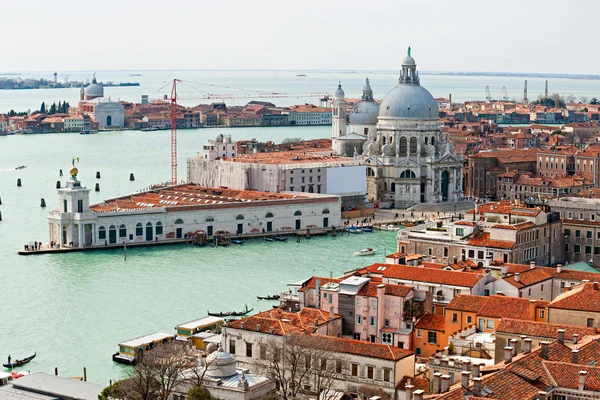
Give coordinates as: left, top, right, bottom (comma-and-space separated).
331, 49, 464, 208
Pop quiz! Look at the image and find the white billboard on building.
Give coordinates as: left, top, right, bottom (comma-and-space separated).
325, 166, 367, 195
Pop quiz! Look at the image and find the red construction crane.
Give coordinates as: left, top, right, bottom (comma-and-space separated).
170, 79, 181, 186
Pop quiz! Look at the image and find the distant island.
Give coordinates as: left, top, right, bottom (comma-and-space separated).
0, 77, 140, 90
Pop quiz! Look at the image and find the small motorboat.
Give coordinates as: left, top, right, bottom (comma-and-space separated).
207, 305, 253, 317
257, 294, 280, 300
80, 129, 98, 135
232, 239, 245, 245
3, 352, 36, 368
263, 237, 274, 242
14, 165, 26, 170
272, 236, 288, 242
353, 248, 376, 257
345, 227, 362, 234
361, 227, 374, 233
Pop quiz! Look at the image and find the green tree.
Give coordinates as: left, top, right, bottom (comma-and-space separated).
591, 97, 599, 105
186, 386, 212, 400
58, 101, 62, 113
49, 102, 56, 114
40, 102, 46, 114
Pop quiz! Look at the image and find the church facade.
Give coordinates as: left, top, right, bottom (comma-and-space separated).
331, 49, 464, 208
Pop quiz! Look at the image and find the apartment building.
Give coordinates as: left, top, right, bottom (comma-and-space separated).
548, 282, 600, 328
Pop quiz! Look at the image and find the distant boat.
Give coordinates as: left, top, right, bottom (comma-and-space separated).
80, 129, 98, 135
3, 352, 36, 368
271, 236, 288, 242
232, 239, 245, 245
257, 294, 280, 300
141, 127, 157, 132
345, 226, 362, 234
353, 248, 376, 257
263, 237, 274, 242
207, 305, 253, 317
130, 74, 142, 77
296, 74, 307, 77
361, 227, 374, 233
15, 165, 26, 170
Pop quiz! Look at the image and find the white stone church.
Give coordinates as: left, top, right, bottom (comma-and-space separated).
331, 49, 464, 208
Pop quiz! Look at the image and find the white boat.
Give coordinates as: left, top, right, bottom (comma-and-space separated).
353, 248, 376, 256
80, 129, 99, 135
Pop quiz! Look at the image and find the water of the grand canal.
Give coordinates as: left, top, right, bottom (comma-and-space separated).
0, 126, 398, 384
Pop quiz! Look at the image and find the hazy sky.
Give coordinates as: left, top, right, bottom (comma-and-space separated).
2, 0, 598, 74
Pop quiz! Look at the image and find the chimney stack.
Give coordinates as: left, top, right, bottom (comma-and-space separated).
441, 375, 451, 393
540, 342, 549, 359
462, 252, 466, 262
433, 372, 442, 394
463, 359, 471, 372
473, 377, 483, 397
530, 261, 536, 269
413, 390, 424, 400
579, 371, 588, 391
461, 371, 471, 389
510, 339, 520, 355
524, 338, 533, 353
330, 305, 334, 320
240, 322, 245, 329
514, 273, 520, 282
573, 334, 579, 344
594, 282, 599, 291
557, 329, 566, 345
572, 348, 580, 364
504, 346, 513, 363
556, 264, 562, 273
269, 326, 274, 334
472, 363, 481, 378
404, 382, 414, 400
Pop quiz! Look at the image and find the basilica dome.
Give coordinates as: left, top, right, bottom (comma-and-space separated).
349, 77, 380, 125
378, 50, 439, 120
85, 74, 104, 100
205, 348, 237, 378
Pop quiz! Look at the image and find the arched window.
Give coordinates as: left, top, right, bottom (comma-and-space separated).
410, 137, 417, 154
174, 219, 183, 224
391, 183, 396, 193
135, 223, 143, 236
322, 209, 330, 214
384, 182, 388, 191
266, 212, 274, 218
308, 186, 314, 193
382, 136, 386, 145
106, 115, 112, 126
431, 136, 435, 147
389, 136, 393, 144
425, 137, 428, 145
205, 216, 214, 222
400, 169, 416, 179
119, 224, 127, 238
366, 167, 374, 177
236, 215, 244, 220
156, 222, 163, 235
99, 226, 106, 240
399, 137, 407, 155
294, 211, 302, 216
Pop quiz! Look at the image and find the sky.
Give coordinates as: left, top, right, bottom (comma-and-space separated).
2, 0, 598, 74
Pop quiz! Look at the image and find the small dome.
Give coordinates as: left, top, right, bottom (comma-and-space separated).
402, 55, 416, 66
205, 348, 237, 378
206, 343, 218, 353
349, 101, 380, 125
334, 82, 345, 100
382, 144, 395, 156
85, 74, 104, 99
379, 84, 439, 120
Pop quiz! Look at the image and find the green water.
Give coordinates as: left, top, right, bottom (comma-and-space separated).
0, 127, 397, 384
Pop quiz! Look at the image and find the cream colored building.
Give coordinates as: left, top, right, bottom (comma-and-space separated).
548, 282, 600, 328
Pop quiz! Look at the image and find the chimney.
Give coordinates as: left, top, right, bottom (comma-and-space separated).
315, 278, 321, 308
530, 261, 536, 269
510, 338, 520, 355
269, 326, 274, 334
441, 375, 451, 393
514, 273, 520, 282
413, 390, 424, 400
524, 338, 533, 353
504, 346, 513, 363
240, 322, 245, 329
537, 391, 548, 400
473, 377, 483, 397
433, 372, 442, 394
461, 371, 470, 389
557, 329, 566, 344
540, 341, 549, 359
572, 348, 580, 364
404, 382, 414, 400
463, 359, 471, 372
329, 305, 334, 320
256, 324, 261, 332
462, 252, 466, 262
529, 299, 537, 319
579, 371, 588, 391
556, 264, 562, 273
520, 335, 528, 350
472, 363, 481, 378
594, 282, 599, 291
573, 334, 579, 344
453, 255, 457, 264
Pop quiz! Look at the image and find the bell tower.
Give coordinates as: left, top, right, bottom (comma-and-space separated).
331, 82, 347, 154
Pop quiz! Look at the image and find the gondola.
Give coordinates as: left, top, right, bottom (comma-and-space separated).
272, 236, 288, 242
207, 305, 253, 318
263, 237, 274, 242
3, 352, 36, 368
257, 294, 280, 300
232, 239, 245, 245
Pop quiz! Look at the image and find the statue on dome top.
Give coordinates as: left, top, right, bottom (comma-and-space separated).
408, 46, 411, 56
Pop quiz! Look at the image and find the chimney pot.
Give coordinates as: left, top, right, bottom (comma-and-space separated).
472, 363, 481, 378
510, 338, 520, 355
515, 273, 520, 282
413, 390, 425, 400
557, 264, 562, 273
461, 371, 470, 389
404, 384, 414, 400
473, 377, 483, 397
524, 338, 533, 353
504, 346, 513, 363
240, 322, 245, 329
572, 348, 580, 364
441, 375, 451, 393
594, 282, 599, 291
433, 372, 442, 394
579, 370, 588, 391
540, 341, 549, 359
463, 359, 471, 371
573, 334, 579, 344
530, 261, 536, 269
557, 329, 566, 344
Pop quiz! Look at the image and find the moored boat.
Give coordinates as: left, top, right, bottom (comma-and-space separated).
2, 352, 36, 368
263, 237, 274, 242
345, 226, 362, 234
272, 236, 288, 242
80, 129, 98, 135
361, 227, 374, 233
232, 239, 245, 245
207, 305, 253, 317
257, 294, 280, 300
353, 248, 376, 257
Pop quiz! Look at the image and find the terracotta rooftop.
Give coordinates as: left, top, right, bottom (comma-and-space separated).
467, 232, 515, 250
225, 150, 357, 165
543, 361, 600, 391
226, 307, 340, 336
469, 148, 539, 163
446, 294, 545, 321
89, 184, 314, 213
466, 200, 542, 217
415, 313, 445, 332
365, 263, 485, 288
491, 221, 536, 230
298, 277, 342, 293
548, 282, 600, 312
496, 318, 598, 341
503, 268, 553, 289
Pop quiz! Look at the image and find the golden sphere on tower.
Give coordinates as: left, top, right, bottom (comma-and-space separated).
70, 166, 78, 177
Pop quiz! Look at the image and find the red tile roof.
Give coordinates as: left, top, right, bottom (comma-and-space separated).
226, 307, 340, 336
467, 232, 515, 249
491, 221, 536, 230
543, 361, 600, 391
496, 318, 598, 341
548, 282, 600, 312
415, 314, 445, 332
503, 268, 553, 289
367, 263, 485, 288
446, 294, 545, 321
298, 277, 342, 293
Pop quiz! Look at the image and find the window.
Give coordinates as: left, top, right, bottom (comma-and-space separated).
428, 248, 433, 256
382, 332, 393, 344
427, 331, 437, 344
528, 288, 531, 296
290, 177, 293, 184
156, 222, 163, 235
586, 246, 592, 254
136, 223, 143, 236
467, 316, 472, 324
63, 199, 67, 212
369, 317, 376, 326
410, 137, 417, 154
478, 251, 484, 259
230, 339, 236, 354
588, 231, 593, 239
260, 345, 266, 360
575, 244, 581, 253
399, 137, 407, 155
456, 228, 465, 236
356, 315, 362, 324
351, 364, 358, 377
384, 318, 390, 327
383, 368, 391, 382
77, 199, 83, 213
417, 329, 422, 338
468, 250, 475, 258
246, 342, 253, 358
321, 358, 327, 371
486, 319, 494, 330
587, 318, 595, 328
416, 348, 422, 356
335, 360, 342, 373
576, 230, 581, 238
444, 247, 449, 257
565, 243, 569, 252
99, 226, 106, 240
539, 310, 545, 319
367, 366, 374, 379
119, 224, 127, 238
541, 284, 544, 291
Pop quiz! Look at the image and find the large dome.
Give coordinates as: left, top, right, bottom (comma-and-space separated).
379, 85, 439, 119
85, 74, 104, 99
349, 101, 380, 125
205, 348, 237, 378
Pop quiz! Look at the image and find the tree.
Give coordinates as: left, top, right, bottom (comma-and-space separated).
567, 94, 576, 104
40, 102, 46, 114
58, 101, 62, 114
591, 97, 598, 105
580, 96, 589, 104
263, 333, 347, 400
186, 386, 212, 400
281, 137, 303, 144
49, 102, 56, 114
